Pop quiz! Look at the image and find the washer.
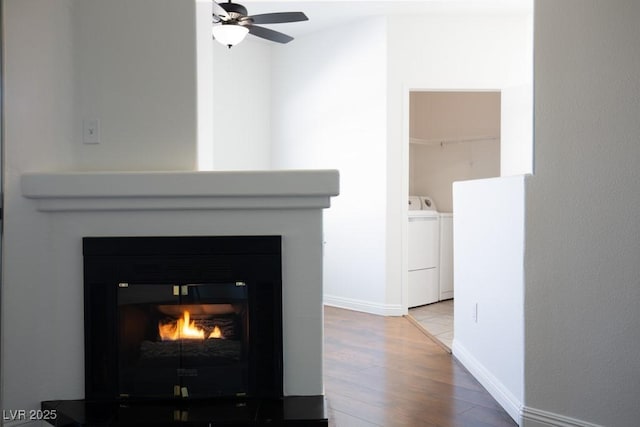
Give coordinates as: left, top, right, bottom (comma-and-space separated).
408, 195, 422, 210
407, 197, 440, 307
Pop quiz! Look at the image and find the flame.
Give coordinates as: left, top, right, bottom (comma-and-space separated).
159, 310, 204, 341
158, 310, 225, 341
209, 325, 223, 339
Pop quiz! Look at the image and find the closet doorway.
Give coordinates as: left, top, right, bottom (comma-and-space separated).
407, 91, 501, 351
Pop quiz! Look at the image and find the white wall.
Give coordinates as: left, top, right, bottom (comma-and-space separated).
72, 0, 198, 171
3, 0, 76, 173
2, 0, 200, 414
271, 18, 390, 314
2, 0, 77, 414
269, 11, 531, 316
387, 12, 532, 312
501, 84, 533, 176
212, 39, 272, 170
453, 176, 524, 423
501, 13, 534, 177
196, 0, 214, 170
524, 1, 640, 425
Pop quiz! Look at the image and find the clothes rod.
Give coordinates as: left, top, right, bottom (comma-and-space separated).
410, 136, 499, 146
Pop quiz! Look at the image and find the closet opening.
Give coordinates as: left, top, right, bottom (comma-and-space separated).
406, 90, 501, 351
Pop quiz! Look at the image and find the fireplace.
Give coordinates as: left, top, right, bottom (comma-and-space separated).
83, 236, 283, 401
22, 170, 337, 426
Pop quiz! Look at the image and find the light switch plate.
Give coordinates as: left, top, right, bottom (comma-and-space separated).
83, 119, 101, 144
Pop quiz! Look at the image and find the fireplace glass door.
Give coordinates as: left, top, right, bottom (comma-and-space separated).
117, 282, 248, 399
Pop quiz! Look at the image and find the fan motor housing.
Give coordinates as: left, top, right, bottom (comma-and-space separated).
220, 2, 248, 18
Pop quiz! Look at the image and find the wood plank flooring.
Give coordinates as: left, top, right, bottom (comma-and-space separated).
324, 306, 517, 427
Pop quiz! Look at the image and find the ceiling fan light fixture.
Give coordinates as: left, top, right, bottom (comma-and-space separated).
212, 23, 249, 48
212, 1, 307, 46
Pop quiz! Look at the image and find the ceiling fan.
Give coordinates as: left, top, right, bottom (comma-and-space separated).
212, 1, 308, 48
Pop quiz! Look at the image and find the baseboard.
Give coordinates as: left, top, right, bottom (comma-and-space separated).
521, 406, 604, 427
323, 295, 403, 316
452, 340, 523, 425
439, 290, 454, 300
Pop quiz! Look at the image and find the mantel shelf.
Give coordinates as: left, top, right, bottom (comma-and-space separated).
21, 170, 340, 212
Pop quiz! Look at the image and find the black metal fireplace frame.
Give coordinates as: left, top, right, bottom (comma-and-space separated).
83, 235, 283, 402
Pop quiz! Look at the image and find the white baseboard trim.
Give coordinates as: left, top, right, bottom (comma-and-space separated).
323, 294, 404, 316
521, 406, 604, 427
452, 340, 523, 425
439, 290, 454, 300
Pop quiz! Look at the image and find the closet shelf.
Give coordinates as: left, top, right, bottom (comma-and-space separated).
410, 136, 499, 146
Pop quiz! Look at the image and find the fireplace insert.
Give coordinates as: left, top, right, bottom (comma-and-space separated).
83, 236, 283, 402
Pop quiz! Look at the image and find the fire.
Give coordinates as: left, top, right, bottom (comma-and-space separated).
158, 310, 224, 341
209, 325, 223, 339
159, 310, 204, 340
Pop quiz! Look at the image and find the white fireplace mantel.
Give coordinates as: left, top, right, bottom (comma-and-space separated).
10, 169, 339, 403
21, 169, 339, 211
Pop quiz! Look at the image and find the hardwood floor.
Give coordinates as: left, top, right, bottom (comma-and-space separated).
324, 306, 517, 427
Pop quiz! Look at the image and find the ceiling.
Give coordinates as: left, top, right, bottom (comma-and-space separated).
237, 0, 533, 39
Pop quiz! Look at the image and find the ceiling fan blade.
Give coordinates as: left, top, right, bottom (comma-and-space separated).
211, 1, 230, 20
248, 12, 308, 25
248, 25, 294, 44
